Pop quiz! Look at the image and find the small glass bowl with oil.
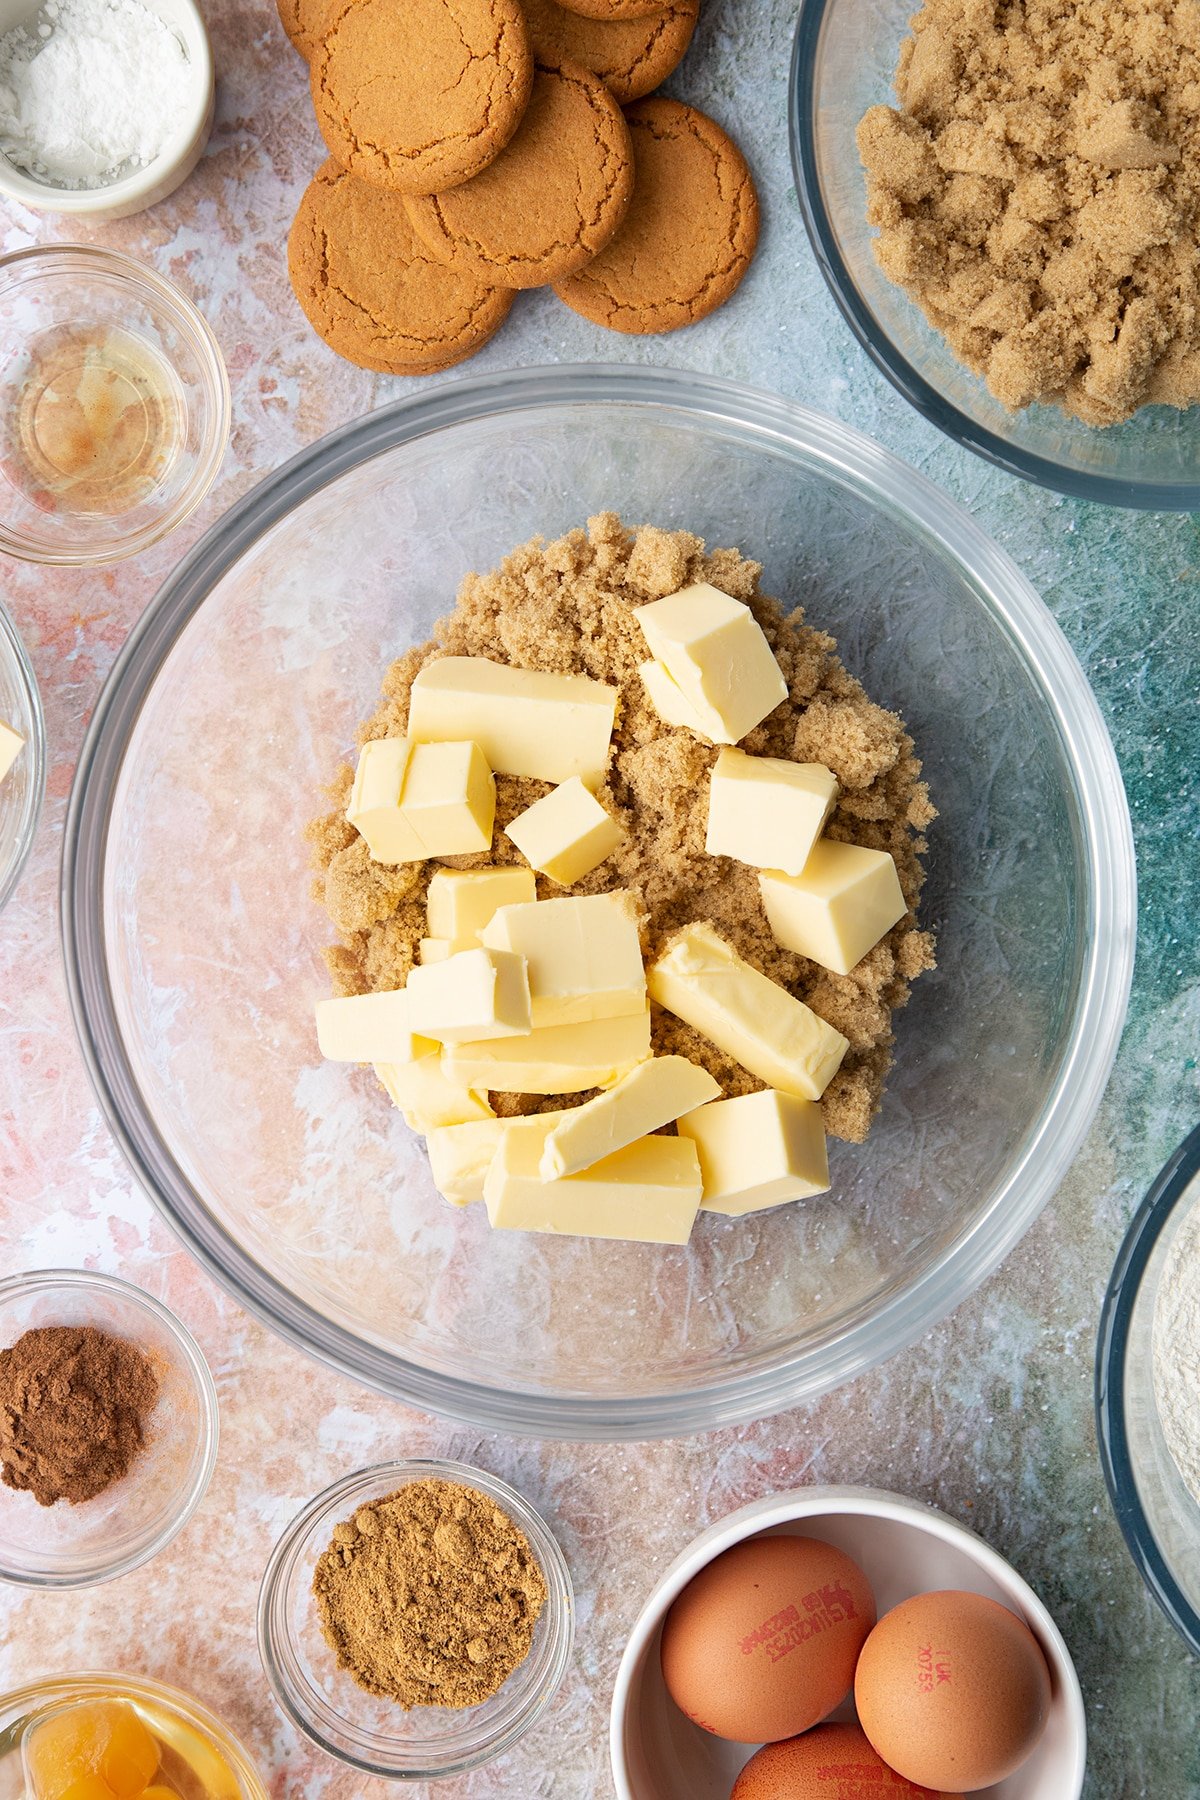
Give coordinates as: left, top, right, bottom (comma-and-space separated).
0, 245, 229, 565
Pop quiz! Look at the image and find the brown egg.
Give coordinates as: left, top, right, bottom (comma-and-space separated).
854, 1589, 1052, 1792
731, 1722, 965, 1799
660, 1534, 876, 1743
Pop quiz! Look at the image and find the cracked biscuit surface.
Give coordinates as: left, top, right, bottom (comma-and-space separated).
517, 0, 698, 104
288, 161, 513, 372
555, 0, 664, 23
555, 97, 759, 333
403, 60, 635, 288
277, 0, 329, 60
311, 0, 533, 194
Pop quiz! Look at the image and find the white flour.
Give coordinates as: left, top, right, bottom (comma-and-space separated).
1153, 1198, 1200, 1504
0, 0, 192, 188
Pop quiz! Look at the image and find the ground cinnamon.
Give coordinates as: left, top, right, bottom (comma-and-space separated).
0, 1324, 159, 1506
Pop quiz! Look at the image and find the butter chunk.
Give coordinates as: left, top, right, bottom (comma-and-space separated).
633, 583, 787, 745
505, 778, 623, 886
706, 747, 838, 876
482, 891, 645, 1027
426, 866, 536, 944
419, 938, 456, 964
677, 1089, 830, 1215
346, 735, 495, 864
408, 656, 618, 788
316, 990, 435, 1064
648, 922, 848, 1102
405, 946, 531, 1043
0, 719, 24, 785
760, 841, 907, 975
374, 1058, 494, 1131
540, 1055, 721, 1179
425, 1117, 509, 1205
444, 1009, 651, 1093
638, 660, 708, 734
485, 1119, 702, 1244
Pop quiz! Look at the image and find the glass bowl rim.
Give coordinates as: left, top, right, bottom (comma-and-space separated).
787, 7, 1200, 512
256, 1456, 575, 1780
1095, 1121, 1200, 1654
0, 594, 46, 913
0, 243, 232, 567
0, 1266, 220, 1588
60, 361, 1137, 1440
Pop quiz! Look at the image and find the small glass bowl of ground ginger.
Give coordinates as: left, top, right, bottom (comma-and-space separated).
258, 1458, 575, 1779
0, 1269, 219, 1588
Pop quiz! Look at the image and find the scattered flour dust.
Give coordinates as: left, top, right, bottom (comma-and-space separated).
0, 0, 193, 188
1153, 1192, 1200, 1505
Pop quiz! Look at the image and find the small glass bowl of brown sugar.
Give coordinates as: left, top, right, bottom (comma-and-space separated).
0, 1268, 219, 1588
258, 1458, 575, 1779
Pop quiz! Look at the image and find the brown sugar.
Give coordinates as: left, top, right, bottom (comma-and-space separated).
0, 1324, 159, 1506
307, 514, 936, 1144
857, 0, 1200, 425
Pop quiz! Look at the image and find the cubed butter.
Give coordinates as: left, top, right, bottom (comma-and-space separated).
425, 1118, 509, 1204
540, 1055, 722, 1179
633, 583, 787, 745
759, 840, 907, 975
346, 736, 494, 864
444, 1008, 651, 1094
706, 747, 838, 876
677, 1089, 830, 1215
405, 946, 531, 1043
0, 719, 24, 785
374, 1058, 494, 1131
505, 778, 622, 886
419, 938, 457, 964
484, 1118, 702, 1244
316, 990, 435, 1064
481, 891, 645, 1027
648, 922, 849, 1102
408, 657, 618, 788
426, 866, 536, 944
638, 660, 708, 733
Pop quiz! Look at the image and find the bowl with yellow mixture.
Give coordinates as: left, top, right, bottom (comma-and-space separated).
62, 365, 1135, 1437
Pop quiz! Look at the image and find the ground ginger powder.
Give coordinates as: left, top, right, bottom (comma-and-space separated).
307, 515, 936, 1145
858, 0, 1200, 424
312, 1479, 548, 1709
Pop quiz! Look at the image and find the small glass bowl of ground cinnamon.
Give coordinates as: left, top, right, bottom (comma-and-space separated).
0, 1269, 218, 1587
258, 1458, 574, 1779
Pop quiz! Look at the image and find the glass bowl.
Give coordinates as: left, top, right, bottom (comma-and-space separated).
0, 246, 230, 566
1096, 1124, 1200, 1653
790, 3, 1200, 509
0, 597, 45, 911
0, 1671, 269, 1799
61, 364, 1136, 1439
0, 1269, 219, 1588
257, 1458, 574, 1780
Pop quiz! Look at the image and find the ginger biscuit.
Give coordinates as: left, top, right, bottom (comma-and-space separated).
554, 0, 663, 22
277, 0, 328, 59
404, 60, 635, 289
518, 0, 697, 104
288, 161, 513, 373
554, 97, 758, 333
311, 0, 534, 195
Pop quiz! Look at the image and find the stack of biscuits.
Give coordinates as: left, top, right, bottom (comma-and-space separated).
283, 0, 759, 373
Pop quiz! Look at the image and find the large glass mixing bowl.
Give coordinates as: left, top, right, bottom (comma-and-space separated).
62, 366, 1136, 1439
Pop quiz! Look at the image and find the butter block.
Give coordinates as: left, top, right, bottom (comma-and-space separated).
0, 718, 24, 785
444, 1008, 651, 1093
405, 947, 531, 1043
759, 840, 907, 975
648, 922, 849, 1102
375, 1058, 494, 1130
425, 1118, 509, 1204
482, 891, 645, 1026
419, 938, 456, 964
638, 660, 708, 734
316, 989, 435, 1064
677, 1089, 830, 1215
505, 778, 622, 886
633, 583, 787, 745
346, 736, 495, 864
485, 1118, 702, 1244
408, 656, 618, 788
706, 747, 838, 876
540, 1055, 722, 1179
426, 866, 536, 944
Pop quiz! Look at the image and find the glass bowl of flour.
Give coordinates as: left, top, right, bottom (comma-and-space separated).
0, 0, 212, 219
1097, 1123, 1200, 1652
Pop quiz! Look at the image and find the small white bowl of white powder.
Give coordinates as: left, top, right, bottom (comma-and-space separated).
0, 0, 213, 217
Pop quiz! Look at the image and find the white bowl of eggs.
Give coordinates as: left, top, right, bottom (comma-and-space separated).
610, 1485, 1086, 1800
